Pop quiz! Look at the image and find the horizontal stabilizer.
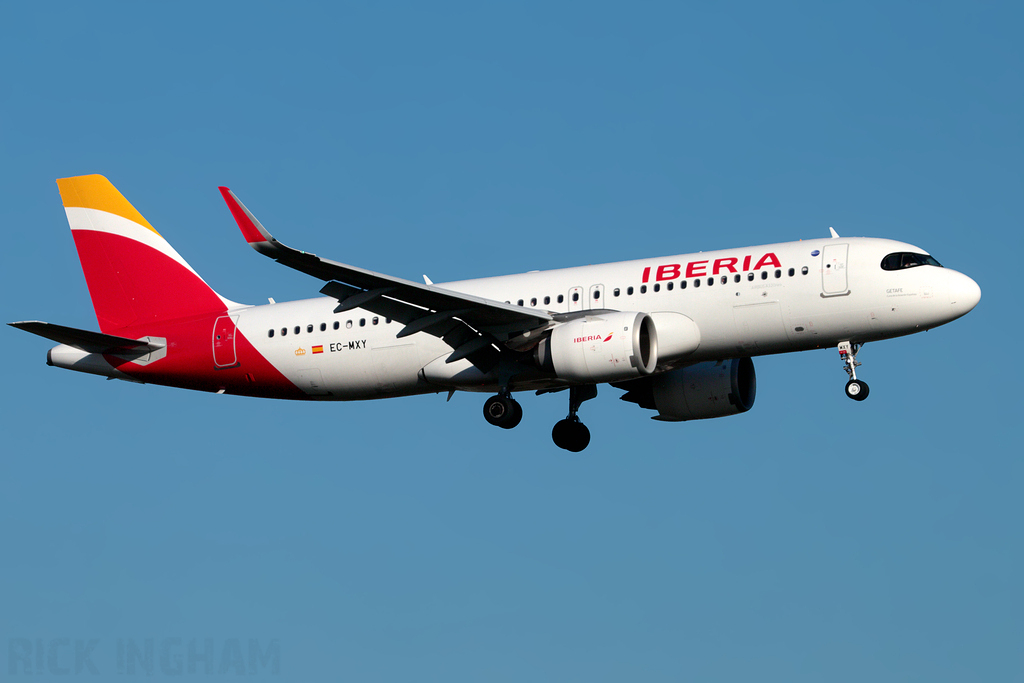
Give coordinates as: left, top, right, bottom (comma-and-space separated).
8, 321, 163, 355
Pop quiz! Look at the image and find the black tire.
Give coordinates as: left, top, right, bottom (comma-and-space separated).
552, 418, 591, 452
506, 399, 523, 429
567, 421, 591, 452
845, 379, 870, 401
552, 419, 573, 449
484, 395, 522, 428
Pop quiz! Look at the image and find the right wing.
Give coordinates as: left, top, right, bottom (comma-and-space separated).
219, 187, 554, 370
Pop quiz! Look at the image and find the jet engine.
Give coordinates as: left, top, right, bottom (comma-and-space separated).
618, 358, 756, 421
535, 312, 658, 383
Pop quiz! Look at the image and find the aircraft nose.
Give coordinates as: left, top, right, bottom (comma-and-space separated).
949, 272, 981, 317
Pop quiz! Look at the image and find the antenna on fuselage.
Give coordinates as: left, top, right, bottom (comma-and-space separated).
829, 226, 840, 238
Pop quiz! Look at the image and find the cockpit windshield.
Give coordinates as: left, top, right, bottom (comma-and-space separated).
880, 252, 942, 271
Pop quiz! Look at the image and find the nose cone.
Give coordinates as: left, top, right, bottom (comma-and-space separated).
948, 272, 981, 318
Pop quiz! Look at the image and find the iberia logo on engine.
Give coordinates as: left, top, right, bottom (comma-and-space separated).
574, 333, 614, 343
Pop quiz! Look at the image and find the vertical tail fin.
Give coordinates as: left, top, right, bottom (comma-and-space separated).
57, 175, 236, 333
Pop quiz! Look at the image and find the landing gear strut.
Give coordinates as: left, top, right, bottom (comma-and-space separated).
838, 341, 869, 401
483, 392, 523, 429
552, 385, 597, 452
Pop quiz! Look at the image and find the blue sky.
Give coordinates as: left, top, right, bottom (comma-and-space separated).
1, 2, 1021, 680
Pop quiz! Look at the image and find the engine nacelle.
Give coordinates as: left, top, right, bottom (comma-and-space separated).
620, 358, 756, 421
536, 312, 658, 383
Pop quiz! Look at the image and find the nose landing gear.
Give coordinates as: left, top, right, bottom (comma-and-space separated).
838, 341, 869, 401
551, 385, 597, 452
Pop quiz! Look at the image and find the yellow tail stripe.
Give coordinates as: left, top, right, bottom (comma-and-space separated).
56, 175, 160, 236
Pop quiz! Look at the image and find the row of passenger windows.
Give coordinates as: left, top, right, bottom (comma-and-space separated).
267, 266, 813, 337
267, 317, 392, 338
511, 266, 811, 307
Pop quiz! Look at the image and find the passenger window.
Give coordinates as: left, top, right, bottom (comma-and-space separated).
281, 328, 287, 336
294, 326, 300, 334
517, 299, 524, 306
613, 289, 620, 297
544, 296, 551, 304
694, 279, 700, 288
372, 317, 379, 325
734, 274, 740, 283
707, 277, 714, 286
557, 294, 564, 303
747, 272, 755, 281
593, 290, 600, 299
680, 280, 687, 289
802, 266, 809, 275
307, 324, 313, 333
572, 292, 579, 302
320, 323, 327, 331
334, 321, 340, 330
346, 320, 353, 329
359, 319, 366, 327
627, 286, 634, 295
268, 329, 274, 338
640, 285, 647, 294
761, 271, 768, 280
788, 268, 795, 277
721, 276, 727, 284
775, 269, 781, 278
667, 282, 673, 291
386, 318, 391, 324
530, 297, 537, 306
653, 284, 660, 292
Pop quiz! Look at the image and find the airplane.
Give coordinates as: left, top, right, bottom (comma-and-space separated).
10, 175, 981, 451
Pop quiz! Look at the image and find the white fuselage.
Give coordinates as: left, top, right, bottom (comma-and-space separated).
229, 236, 979, 399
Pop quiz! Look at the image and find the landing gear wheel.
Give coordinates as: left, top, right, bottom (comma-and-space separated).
845, 379, 869, 401
483, 394, 523, 429
508, 398, 523, 428
838, 341, 869, 402
552, 418, 591, 452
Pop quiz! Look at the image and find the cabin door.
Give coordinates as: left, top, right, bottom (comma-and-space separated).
821, 243, 849, 295
213, 315, 239, 368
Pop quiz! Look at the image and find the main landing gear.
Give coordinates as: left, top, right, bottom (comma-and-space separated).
481, 384, 597, 452
483, 392, 523, 429
551, 385, 597, 452
838, 341, 869, 401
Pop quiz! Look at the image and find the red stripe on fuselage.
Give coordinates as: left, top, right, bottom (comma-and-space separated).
107, 314, 308, 400
70, 230, 305, 398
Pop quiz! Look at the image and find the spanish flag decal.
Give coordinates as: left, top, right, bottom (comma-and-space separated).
312, 345, 324, 354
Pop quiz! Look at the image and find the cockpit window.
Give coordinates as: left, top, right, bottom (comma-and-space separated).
880, 252, 942, 271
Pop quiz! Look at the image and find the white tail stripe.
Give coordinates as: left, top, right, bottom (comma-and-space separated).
65, 206, 241, 309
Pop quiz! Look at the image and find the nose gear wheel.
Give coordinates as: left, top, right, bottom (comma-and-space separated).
838, 341, 870, 401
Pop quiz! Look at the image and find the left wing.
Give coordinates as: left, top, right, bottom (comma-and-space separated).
219, 187, 553, 369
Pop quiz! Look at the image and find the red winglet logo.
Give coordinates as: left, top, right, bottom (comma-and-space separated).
604, 333, 614, 342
